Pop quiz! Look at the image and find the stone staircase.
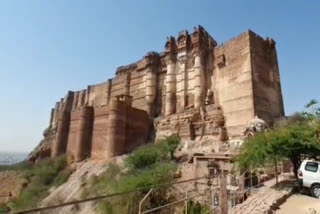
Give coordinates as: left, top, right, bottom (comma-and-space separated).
232, 178, 294, 214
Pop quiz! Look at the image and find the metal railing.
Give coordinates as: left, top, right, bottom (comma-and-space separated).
9, 176, 211, 214
4, 162, 294, 214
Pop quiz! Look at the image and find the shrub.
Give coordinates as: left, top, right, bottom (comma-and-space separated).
83, 136, 181, 214
159, 135, 180, 159
97, 201, 113, 214
81, 163, 121, 198
126, 144, 162, 170
53, 168, 72, 186
118, 162, 177, 191
8, 155, 70, 212
0, 204, 10, 212
126, 135, 180, 170
182, 200, 211, 214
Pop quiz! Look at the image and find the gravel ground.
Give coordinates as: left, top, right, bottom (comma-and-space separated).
275, 193, 320, 214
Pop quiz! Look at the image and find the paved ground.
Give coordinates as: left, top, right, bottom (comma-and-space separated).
275, 194, 320, 214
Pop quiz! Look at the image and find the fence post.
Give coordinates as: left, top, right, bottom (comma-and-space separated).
219, 173, 228, 214
184, 182, 196, 214
250, 168, 253, 194
138, 189, 153, 214
185, 190, 188, 214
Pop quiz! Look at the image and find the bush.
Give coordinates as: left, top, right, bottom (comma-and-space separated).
53, 168, 72, 187
126, 144, 162, 169
81, 163, 121, 197
82, 136, 181, 214
93, 162, 178, 214
182, 200, 211, 214
8, 155, 70, 212
0, 204, 10, 212
118, 162, 177, 191
126, 135, 180, 170
97, 202, 113, 214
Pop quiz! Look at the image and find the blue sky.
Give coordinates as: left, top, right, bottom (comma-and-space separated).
0, 1, 319, 152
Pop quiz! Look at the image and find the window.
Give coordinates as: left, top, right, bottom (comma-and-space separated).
305, 162, 319, 172
209, 168, 215, 176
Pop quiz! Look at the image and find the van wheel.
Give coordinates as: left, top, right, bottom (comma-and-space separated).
311, 184, 320, 198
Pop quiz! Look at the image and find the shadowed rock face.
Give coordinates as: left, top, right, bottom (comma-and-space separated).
30, 26, 284, 162
28, 127, 56, 162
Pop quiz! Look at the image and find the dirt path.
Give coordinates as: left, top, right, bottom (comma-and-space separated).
276, 194, 320, 214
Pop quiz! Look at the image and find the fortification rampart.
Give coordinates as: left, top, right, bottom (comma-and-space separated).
51, 95, 150, 162
43, 26, 284, 162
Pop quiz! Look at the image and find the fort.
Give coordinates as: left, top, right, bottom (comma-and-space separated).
32, 26, 284, 162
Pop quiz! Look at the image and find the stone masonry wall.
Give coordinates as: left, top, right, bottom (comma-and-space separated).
90, 106, 110, 159
46, 26, 285, 161
213, 31, 255, 138
66, 107, 93, 162
124, 107, 151, 153
55, 96, 151, 162
249, 32, 285, 124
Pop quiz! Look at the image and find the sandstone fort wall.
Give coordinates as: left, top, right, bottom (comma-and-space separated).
249, 32, 285, 124
214, 31, 255, 138
47, 26, 284, 161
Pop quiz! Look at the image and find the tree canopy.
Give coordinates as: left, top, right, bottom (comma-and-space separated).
236, 100, 320, 177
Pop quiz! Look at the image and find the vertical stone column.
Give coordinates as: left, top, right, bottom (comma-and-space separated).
49, 108, 54, 127
85, 86, 91, 106
106, 98, 126, 158
146, 67, 157, 116
165, 56, 176, 116
74, 106, 93, 162
77, 90, 85, 108
106, 79, 112, 105
51, 111, 70, 158
176, 54, 187, 112
59, 98, 64, 112
219, 173, 228, 214
193, 53, 204, 109
63, 91, 74, 112
124, 72, 131, 96
52, 102, 60, 129
72, 91, 80, 110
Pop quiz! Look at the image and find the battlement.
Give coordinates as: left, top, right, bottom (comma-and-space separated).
216, 29, 275, 50
116, 62, 137, 76
165, 25, 218, 56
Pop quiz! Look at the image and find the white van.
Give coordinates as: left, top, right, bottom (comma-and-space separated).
298, 160, 320, 198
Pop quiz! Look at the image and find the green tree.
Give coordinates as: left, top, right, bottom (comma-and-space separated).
236, 132, 284, 182
237, 100, 320, 178
303, 99, 320, 120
